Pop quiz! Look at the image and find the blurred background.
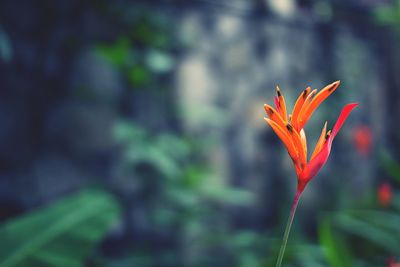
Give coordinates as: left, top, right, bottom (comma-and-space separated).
0, 0, 399, 266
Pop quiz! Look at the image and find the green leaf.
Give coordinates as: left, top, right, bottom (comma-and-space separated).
0, 189, 120, 267
95, 37, 131, 67
335, 213, 400, 254
128, 65, 151, 86
380, 151, 400, 184
319, 218, 353, 267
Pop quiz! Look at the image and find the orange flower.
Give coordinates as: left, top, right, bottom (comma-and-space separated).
264, 81, 358, 193
378, 182, 393, 208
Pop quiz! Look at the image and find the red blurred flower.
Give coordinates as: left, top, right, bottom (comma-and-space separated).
378, 183, 393, 208
387, 257, 400, 267
353, 125, 373, 156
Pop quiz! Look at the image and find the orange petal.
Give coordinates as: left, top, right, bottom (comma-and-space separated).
291, 87, 310, 129
286, 124, 307, 167
300, 129, 307, 160
310, 121, 327, 160
264, 118, 298, 159
296, 89, 317, 130
264, 104, 287, 129
276, 86, 288, 122
298, 81, 340, 130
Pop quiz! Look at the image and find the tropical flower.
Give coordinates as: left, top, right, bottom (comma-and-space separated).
264, 80, 358, 193
378, 182, 393, 208
264, 81, 358, 267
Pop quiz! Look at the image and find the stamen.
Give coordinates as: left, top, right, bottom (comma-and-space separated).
276, 86, 282, 96
286, 124, 294, 133
325, 130, 332, 140
302, 89, 308, 99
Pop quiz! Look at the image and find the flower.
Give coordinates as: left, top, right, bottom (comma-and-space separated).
264, 81, 358, 193
353, 125, 373, 156
378, 182, 393, 208
387, 257, 400, 267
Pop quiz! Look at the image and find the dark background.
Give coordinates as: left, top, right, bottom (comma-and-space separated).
0, 0, 399, 266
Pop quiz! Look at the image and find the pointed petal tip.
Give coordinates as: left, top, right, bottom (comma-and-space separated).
345, 102, 359, 110
330, 80, 340, 87
276, 86, 281, 96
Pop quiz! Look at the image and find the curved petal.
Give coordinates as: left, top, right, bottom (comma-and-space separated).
310, 121, 327, 160
276, 86, 288, 122
297, 81, 340, 130
264, 104, 286, 129
300, 103, 358, 182
264, 118, 298, 160
291, 87, 311, 129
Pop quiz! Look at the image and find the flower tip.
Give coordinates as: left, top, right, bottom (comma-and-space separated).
330, 80, 340, 87
348, 102, 359, 109
276, 86, 281, 96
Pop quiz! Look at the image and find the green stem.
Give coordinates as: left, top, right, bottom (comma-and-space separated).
275, 189, 302, 267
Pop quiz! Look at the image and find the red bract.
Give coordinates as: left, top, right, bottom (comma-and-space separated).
378, 183, 393, 208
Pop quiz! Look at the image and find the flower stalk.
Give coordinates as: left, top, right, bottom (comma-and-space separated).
275, 189, 302, 267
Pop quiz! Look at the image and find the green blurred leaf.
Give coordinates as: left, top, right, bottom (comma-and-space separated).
0, 29, 12, 63
113, 121, 147, 143
348, 210, 400, 235
95, 37, 131, 67
319, 218, 353, 267
0, 190, 120, 267
374, 6, 400, 25
380, 151, 400, 184
199, 183, 255, 206
129, 65, 151, 86
335, 213, 400, 254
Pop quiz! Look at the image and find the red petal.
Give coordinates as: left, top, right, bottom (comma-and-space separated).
274, 96, 281, 113
331, 103, 359, 140
300, 103, 358, 181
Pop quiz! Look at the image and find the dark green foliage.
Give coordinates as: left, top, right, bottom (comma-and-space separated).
319, 218, 353, 267
0, 190, 120, 267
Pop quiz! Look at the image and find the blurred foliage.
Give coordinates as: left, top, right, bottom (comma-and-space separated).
0, 28, 12, 63
0, 190, 120, 267
319, 219, 353, 267
374, 0, 400, 27
94, 8, 178, 88
109, 121, 258, 266
380, 150, 400, 184
315, 153, 400, 267
113, 121, 255, 206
